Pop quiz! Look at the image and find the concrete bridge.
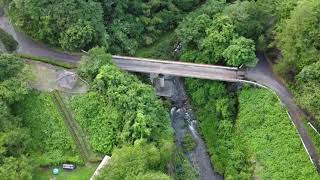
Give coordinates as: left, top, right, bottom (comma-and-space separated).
1, 13, 320, 173
112, 55, 245, 83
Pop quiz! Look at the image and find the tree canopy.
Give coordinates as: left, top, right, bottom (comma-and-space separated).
6, 0, 203, 54
8, 0, 107, 50
176, 0, 257, 67
275, 0, 320, 128
0, 54, 33, 179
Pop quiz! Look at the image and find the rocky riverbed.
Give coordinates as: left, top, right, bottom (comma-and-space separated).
168, 77, 223, 180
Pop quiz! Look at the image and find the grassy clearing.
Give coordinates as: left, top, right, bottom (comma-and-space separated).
33, 164, 98, 180
236, 88, 319, 179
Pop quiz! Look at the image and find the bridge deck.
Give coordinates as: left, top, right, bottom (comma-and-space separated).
113, 56, 242, 82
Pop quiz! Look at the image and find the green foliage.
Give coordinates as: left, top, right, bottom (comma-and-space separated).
223, 37, 256, 67
0, 156, 33, 180
0, 54, 24, 81
71, 92, 120, 154
15, 91, 82, 166
169, 148, 198, 180
77, 47, 112, 81
173, 0, 201, 12
187, 82, 319, 178
181, 132, 196, 153
0, 28, 18, 52
235, 88, 318, 179
8, 0, 107, 51
0, 56, 34, 179
135, 32, 176, 60
276, 0, 320, 76
223, 1, 272, 41
72, 48, 173, 155
6, 0, 202, 53
0, 101, 34, 179
176, 0, 257, 67
71, 47, 175, 178
99, 0, 202, 55
33, 164, 98, 180
275, 0, 320, 129
97, 142, 170, 180
0, 54, 30, 104
185, 79, 237, 174
296, 61, 320, 127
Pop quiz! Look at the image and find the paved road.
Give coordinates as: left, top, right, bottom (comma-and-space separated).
0, 15, 80, 62
1, 13, 319, 173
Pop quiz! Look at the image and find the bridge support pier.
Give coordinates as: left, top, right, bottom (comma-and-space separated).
150, 73, 174, 97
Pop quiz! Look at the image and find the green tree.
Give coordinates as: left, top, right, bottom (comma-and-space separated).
276, 0, 320, 76
0, 156, 33, 180
0, 55, 33, 179
223, 37, 257, 67
78, 47, 112, 81
72, 48, 173, 155
0, 54, 30, 103
8, 0, 107, 50
201, 15, 236, 63
296, 61, 320, 125
97, 142, 168, 180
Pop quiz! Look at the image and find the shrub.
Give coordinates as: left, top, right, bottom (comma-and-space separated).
182, 132, 196, 153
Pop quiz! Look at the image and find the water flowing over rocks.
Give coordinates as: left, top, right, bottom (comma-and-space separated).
168, 77, 223, 180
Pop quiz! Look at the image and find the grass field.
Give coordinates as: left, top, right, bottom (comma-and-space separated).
236, 88, 319, 179
33, 164, 98, 180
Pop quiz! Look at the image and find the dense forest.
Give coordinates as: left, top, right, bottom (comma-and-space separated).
275, 0, 320, 130
1, 0, 320, 179
0, 54, 33, 179
3, 0, 203, 54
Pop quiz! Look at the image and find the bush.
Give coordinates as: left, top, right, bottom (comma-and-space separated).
0, 28, 18, 52
97, 142, 170, 180
182, 132, 196, 153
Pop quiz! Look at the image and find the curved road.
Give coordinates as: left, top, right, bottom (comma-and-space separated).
1, 13, 319, 173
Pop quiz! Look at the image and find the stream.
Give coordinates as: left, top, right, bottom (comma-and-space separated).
168, 77, 223, 180
0, 6, 220, 178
